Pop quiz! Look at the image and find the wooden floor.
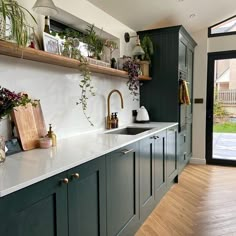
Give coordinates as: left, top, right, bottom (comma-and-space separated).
136, 164, 236, 236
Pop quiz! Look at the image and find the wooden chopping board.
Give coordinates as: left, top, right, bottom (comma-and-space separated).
12, 101, 47, 151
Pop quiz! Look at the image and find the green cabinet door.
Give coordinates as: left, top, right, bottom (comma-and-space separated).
0, 172, 68, 236
106, 143, 139, 236
153, 131, 167, 203
67, 156, 106, 236
166, 126, 178, 186
139, 136, 155, 222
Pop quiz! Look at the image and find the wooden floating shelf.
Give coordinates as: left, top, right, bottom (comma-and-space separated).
0, 40, 151, 81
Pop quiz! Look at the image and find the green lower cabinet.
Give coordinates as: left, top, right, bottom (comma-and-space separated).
166, 126, 178, 187
67, 156, 106, 236
106, 143, 140, 236
178, 130, 187, 173
139, 136, 155, 222
153, 131, 167, 203
0, 172, 68, 236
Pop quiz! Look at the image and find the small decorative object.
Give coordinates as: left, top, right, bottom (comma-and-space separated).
104, 39, 118, 63
43, 32, 59, 54
0, 0, 37, 46
111, 58, 117, 69
123, 59, 140, 101
117, 56, 131, 70
39, 137, 52, 149
0, 136, 5, 163
5, 138, 22, 156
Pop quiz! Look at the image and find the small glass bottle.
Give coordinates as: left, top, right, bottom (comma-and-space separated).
44, 16, 50, 34
114, 112, 119, 128
47, 124, 57, 147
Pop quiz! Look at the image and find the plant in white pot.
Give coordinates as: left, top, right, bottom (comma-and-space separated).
0, 0, 36, 46
139, 35, 154, 77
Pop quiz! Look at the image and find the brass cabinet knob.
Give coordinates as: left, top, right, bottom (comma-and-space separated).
62, 178, 69, 184
72, 173, 80, 179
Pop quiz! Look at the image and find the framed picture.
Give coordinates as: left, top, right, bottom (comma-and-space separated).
43, 32, 59, 54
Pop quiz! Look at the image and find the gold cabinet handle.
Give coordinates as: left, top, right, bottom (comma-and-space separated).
121, 149, 134, 155
71, 173, 80, 179
61, 178, 69, 184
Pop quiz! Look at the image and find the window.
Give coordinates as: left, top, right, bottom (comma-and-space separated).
208, 15, 236, 37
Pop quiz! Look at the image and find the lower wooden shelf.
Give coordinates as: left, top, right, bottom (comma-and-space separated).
0, 40, 152, 81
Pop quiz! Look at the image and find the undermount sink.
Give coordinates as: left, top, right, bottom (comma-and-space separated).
105, 127, 152, 135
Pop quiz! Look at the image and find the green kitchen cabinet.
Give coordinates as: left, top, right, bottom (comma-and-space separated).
67, 156, 106, 236
0, 172, 69, 236
166, 126, 178, 187
139, 130, 169, 221
0, 156, 106, 236
139, 136, 155, 221
138, 26, 197, 173
153, 130, 167, 203
106, 143, 140, 236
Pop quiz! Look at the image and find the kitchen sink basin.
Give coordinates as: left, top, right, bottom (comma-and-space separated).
105, 127, 152, 135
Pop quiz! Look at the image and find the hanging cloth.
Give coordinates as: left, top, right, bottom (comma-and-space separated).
179, 80, 191, 105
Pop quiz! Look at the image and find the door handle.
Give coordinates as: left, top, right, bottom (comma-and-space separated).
121, 149, 134, 155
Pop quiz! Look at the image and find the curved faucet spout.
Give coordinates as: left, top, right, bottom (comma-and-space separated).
107, 89, 124, 129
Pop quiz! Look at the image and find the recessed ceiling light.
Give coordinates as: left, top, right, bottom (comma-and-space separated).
178, 0, 184, 2
189, 13, 196, 18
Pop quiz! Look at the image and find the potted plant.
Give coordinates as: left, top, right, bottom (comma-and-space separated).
123, 59, 140, 101
0, 86, 36, 162
139, 35, 154, 77
84, 24, 104, 60
0, 0, 37, 46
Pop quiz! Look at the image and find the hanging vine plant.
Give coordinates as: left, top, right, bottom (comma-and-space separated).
123, 59, 140, 101
76, 56, 95, 126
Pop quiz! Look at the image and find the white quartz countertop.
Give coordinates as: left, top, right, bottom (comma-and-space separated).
0, 122, 178, 198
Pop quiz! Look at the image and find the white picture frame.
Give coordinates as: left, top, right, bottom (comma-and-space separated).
43, 32, 59, 55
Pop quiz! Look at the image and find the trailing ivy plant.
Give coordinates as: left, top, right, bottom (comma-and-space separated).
0, 0, 37, 46
76, 56, 95, 126
123, 59, 140, 101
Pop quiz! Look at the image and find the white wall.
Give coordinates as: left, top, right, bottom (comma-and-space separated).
0, 0, 139, 139
191, 29, 208, 164
191, 30, 236, 164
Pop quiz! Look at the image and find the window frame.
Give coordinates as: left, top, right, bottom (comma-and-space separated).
208, 15, 236, 38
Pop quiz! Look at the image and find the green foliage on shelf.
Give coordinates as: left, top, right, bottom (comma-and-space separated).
140, 36, 154, 63
0, 0, 37, 46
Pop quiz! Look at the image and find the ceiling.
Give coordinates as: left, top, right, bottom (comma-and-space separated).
87, 0, 236, 33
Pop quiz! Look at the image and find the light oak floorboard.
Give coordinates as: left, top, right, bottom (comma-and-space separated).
136, 164, 236, 236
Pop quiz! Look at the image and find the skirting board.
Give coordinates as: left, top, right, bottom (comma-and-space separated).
190, 157, 206, 165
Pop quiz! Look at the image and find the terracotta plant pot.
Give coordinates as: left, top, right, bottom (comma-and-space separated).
139, 61, 150, 77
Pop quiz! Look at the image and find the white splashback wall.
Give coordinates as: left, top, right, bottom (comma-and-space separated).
0, 56, 139, 139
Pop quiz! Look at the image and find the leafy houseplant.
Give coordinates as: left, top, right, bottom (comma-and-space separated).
0, 0, 37, 46
84, 24, 104, 60
123, 59, 140, 101
141, 36, 154, 62
139, 36, 154, 77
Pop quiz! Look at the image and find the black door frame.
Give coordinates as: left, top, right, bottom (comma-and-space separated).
206, 50, 236, 166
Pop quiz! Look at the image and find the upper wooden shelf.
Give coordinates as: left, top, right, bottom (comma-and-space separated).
0, 40, 151, 81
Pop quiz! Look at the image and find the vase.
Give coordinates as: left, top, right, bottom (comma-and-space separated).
0, 15, 6, 39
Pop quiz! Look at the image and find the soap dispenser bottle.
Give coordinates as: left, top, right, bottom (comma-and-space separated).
110, 113, 116, 129
114, 112, 119, 128
47, 124, 57, 147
